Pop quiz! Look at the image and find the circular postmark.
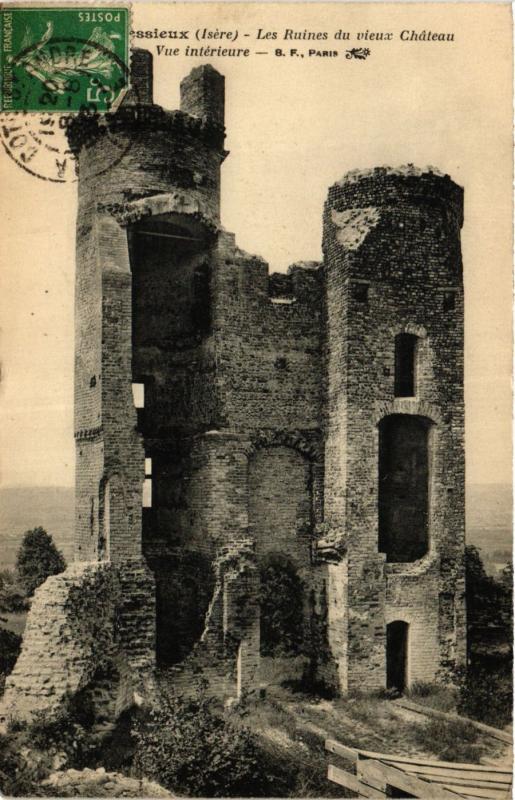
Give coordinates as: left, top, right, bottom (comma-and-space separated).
0, 36, 133, 182
1, 110, 78, 182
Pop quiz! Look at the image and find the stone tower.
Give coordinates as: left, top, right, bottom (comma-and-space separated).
323, 168, 466, 691
72, 53, 226, 566
1, 54, 466, 722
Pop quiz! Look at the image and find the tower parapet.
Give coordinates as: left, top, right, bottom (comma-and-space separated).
327, 165, 463, 225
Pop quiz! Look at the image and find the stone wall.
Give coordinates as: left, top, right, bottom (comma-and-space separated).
1, 561, 155, 724
69, 51, 226, 566
249, 446, 312, 565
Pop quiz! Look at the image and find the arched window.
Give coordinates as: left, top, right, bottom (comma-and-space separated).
378, 415, 431, 562
394, 333, 418, 397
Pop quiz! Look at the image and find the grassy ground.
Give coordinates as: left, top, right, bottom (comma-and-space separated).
230, 662, 508, 796
405, 681, 459, 713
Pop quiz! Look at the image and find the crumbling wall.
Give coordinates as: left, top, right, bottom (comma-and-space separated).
162, 543, 260, 701
0, 561, 155, 724
211, 233, 323, 434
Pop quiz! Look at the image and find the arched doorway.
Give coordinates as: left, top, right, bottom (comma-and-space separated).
386, 621, 409, 692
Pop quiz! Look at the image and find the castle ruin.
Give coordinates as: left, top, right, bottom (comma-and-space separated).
3, 51, 466, 720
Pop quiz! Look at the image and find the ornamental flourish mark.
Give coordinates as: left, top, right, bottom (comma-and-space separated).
346, 47, 371, 59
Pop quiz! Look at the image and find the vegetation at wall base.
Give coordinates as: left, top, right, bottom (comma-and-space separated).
463, 544, 513, 727
132, 685, 292, 797
259, 553, 305, 657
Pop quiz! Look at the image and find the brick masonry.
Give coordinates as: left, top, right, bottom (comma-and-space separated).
4, 52, 466, 715
0, 560, 155, 723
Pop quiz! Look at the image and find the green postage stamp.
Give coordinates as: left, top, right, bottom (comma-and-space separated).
0, 5, 130, 112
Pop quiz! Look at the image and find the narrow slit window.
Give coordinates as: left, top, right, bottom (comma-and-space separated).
143, 457, 152, 508
394, 333, 417, 397
132, 382, 145, 408
443, 290, 456, 312
352, 281, 370, 304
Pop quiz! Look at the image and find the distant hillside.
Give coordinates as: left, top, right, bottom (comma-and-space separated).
466, 483, 512, 563
0, 486, 74, 569
0, 482, 511, 570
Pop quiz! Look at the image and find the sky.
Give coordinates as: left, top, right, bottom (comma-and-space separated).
0, 2, 512, 488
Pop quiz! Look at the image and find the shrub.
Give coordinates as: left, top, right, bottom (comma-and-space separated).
259, 553, 304, 657
133, 687, 283, 796
27, 703, 98, 769
16, 528, 66, 597
406, 682, 458, 713
0, 627, 22, 693
408, 681, 434, 697
282, 674, 336, 700
0, 730, 48, 797
455, 664, 512, 728
410, 717, 485, 762
0, 696, 99, 796
0, 570, 29, 614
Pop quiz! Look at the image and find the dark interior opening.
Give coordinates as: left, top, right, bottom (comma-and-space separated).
443, 290, 456, 312
394, 333, 417, 397
386, 620, 409, 693
378, 414, 431, 563
150, 551, 215, 666
259, 553, 304, 657
130, 216, 211, 350
352, 281, 369, 304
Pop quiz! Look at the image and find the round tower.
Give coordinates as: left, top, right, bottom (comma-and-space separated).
68, 51, 226, 566
322, 166, 466, 692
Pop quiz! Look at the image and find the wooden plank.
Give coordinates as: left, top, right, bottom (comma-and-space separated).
327, 764, 386, 798
432, 773, 510, 795
325, 738, 359, 761
439, 784, 509, 799
358, 760, 387, 793
394, 763, 512, 784
408, 771, 512, 789
325, 739, 512, 773
361, 760, 468, 799
396, 700, 513, 745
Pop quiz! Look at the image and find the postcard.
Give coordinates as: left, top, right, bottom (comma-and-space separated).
0, 3, 512, 797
